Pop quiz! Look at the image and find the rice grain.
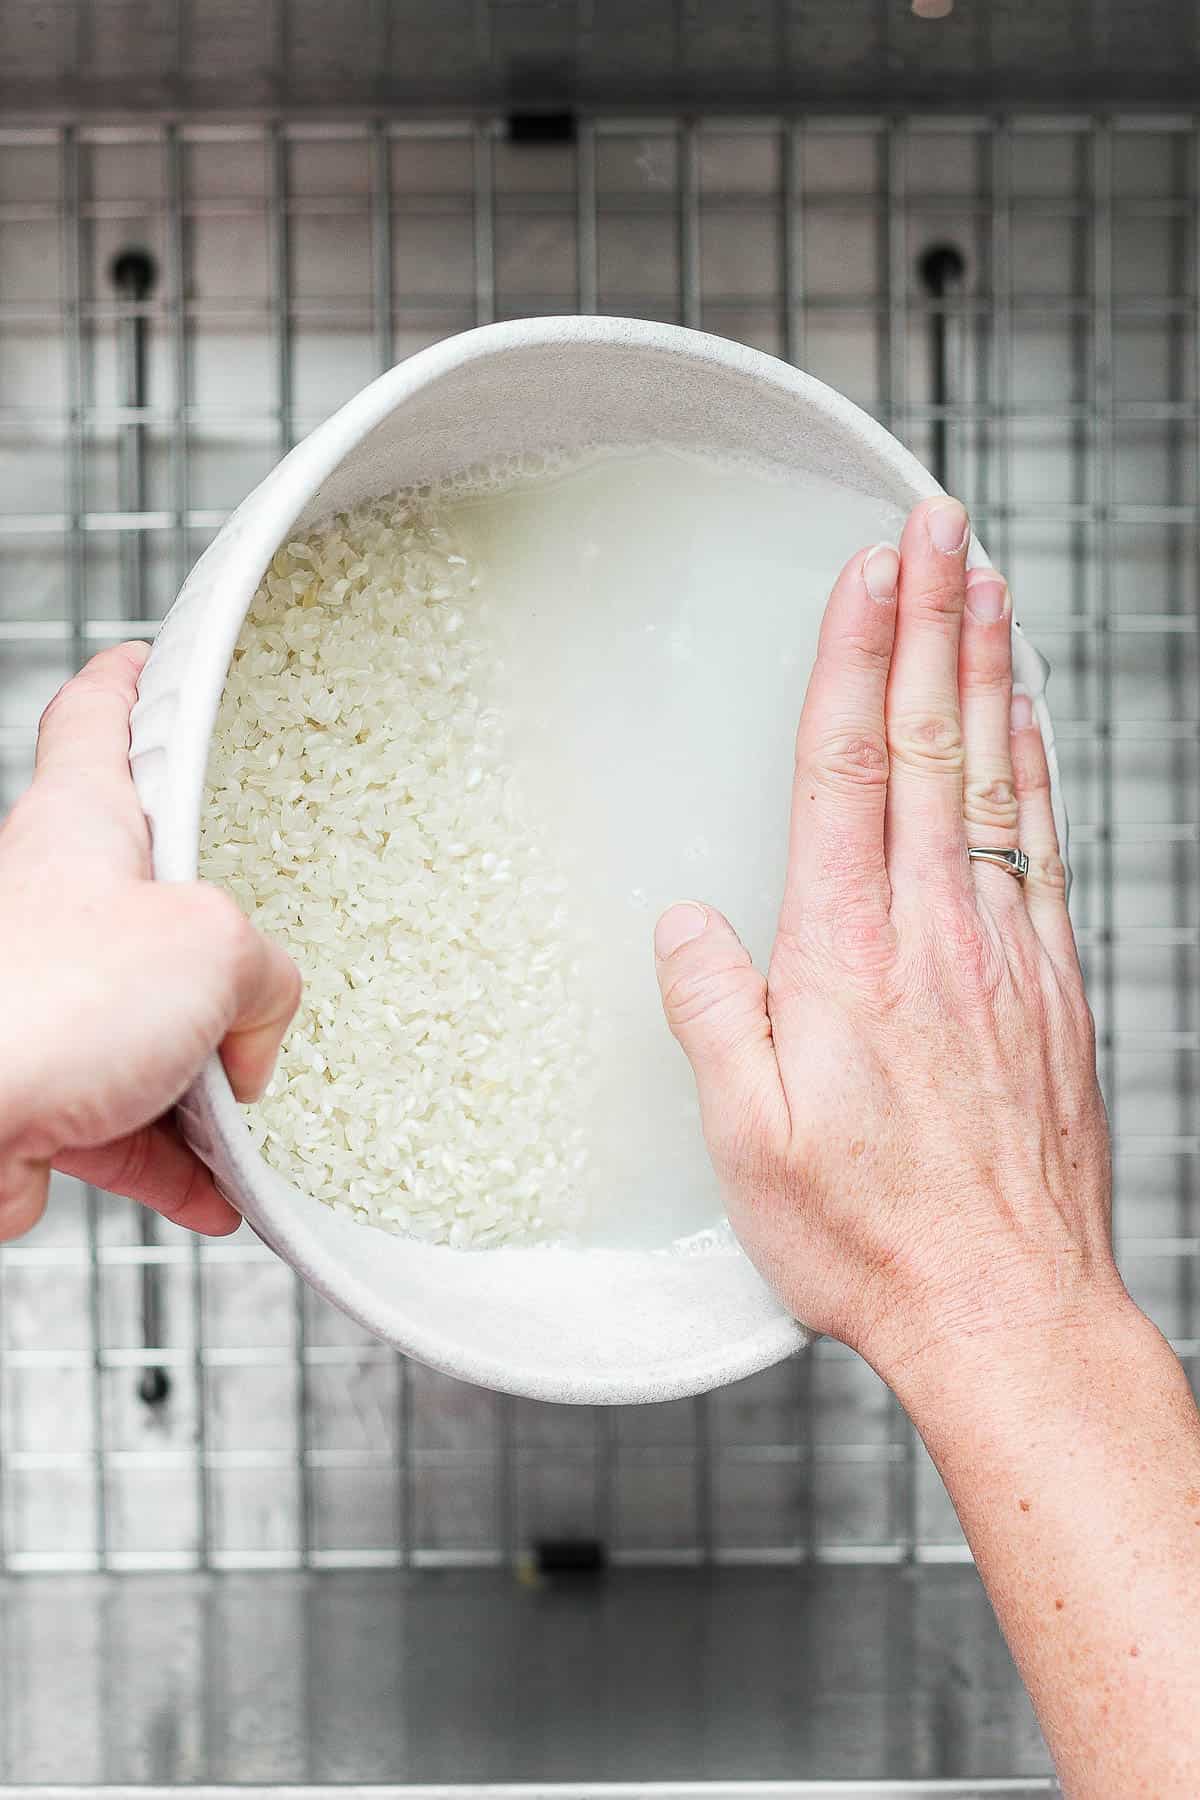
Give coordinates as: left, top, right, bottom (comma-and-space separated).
200, 495, 592, 1248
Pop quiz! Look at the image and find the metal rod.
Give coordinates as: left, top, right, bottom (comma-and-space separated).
469, 115, 512, 1559
679, 117, 701, 330
1069, 124, 1093, 964
692, 1393, 715, 1565
991, 118, 1015, 575
110, 240, 173, 1414
473, 122, 495, 327
271, 124, 294, 455
7, 496, 1200, 538
11, 395, 1200, 428
61, 124, 110, 1569
1092, 121, 1120, 1224
781, 113, 817, 1562
0, 288, 1194, 321
0, 1240, 7, 1571
110, 246, 155, 622
677, 113, 714, 1556
883, 116, 922, 1562
576, 117, 598, 313
164, 120, 209, 1558
269, 119, 310, 1566
594, 1403, 618, 1552
497, 1393, 517, 1566
918, 243, 967, 489
397, 1351, 415, 1567
371, 118, 394, 373
165, 127, 191, 594
781, 118, 804, 369
367, 112, 414, 1564
1175, 125, 1198, 1353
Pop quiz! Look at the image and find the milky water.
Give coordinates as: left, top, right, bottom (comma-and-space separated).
446, 447, 905, 1250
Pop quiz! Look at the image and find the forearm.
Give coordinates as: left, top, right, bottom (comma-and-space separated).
655, 500, 1193, 1780
886, 1294, 1200, 1797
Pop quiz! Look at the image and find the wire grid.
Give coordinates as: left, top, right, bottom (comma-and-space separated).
0, 111, 1196, 1573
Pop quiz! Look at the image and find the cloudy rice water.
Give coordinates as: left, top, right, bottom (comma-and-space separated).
202, 448, 906, 1251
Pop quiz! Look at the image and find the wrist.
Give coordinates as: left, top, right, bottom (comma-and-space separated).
867, 1267, 1150, 1439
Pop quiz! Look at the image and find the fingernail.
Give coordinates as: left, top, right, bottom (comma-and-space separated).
928, 499, 969, 555
862, 543, 900, 604
1011, 691, 1035, 732
655, 902, 708, 959
966, 575, 1009, 623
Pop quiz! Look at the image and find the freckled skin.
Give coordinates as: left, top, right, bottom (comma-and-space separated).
655, 500, 1200, 1797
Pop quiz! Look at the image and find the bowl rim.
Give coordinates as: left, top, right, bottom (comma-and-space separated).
138, 314, 1060, 1403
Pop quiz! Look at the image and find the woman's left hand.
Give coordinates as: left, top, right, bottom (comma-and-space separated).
0, 643, 301, 1240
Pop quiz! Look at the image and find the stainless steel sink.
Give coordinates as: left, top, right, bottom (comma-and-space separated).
0, 1569, 1053, 1789
0, 1787, 1059, 1799
0, 9, 1194, 1796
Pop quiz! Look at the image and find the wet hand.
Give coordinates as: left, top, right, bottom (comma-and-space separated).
654, 498, 1117, 1383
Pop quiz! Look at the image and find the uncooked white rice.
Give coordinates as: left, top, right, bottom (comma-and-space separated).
200, 494, 593, 1248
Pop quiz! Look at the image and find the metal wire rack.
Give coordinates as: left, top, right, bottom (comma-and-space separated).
0, 109, 1196, 1577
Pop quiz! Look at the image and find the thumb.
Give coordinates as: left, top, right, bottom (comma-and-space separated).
654, 902, 785, 1149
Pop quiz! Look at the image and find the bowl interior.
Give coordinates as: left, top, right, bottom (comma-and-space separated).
292, 329, 930, 532
175, 322, 1056, 1404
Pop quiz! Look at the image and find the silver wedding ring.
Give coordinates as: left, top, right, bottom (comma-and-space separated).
968, 846, 1030, 882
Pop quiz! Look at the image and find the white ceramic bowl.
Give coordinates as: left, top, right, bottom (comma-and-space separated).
130, 316, 1065, 1405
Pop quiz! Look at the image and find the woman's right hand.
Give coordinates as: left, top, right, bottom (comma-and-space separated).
654, 499, 1200, 1799
653, 496, 1119, 1387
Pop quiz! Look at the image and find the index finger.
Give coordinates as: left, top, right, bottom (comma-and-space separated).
23, 642, 152, 874
55, 1122, 243, 1237
35, 641, 150, 786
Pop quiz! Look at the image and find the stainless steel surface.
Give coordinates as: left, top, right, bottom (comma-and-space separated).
0, 47, 1197, 1789
0, 1788, 1059, 1799
2, 11, 1197, 1793
0, 1569, 1054, 1785
1, 110, 1197, 1578
0, 1789, 1058, 1799
0, 0, 1196, 116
